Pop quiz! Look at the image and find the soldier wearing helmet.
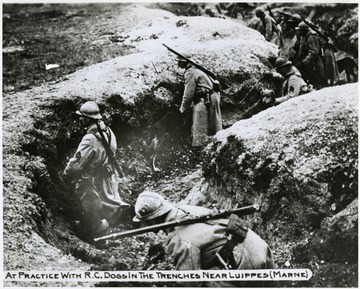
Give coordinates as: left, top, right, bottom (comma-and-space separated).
64, 101, 129, 240
133, 191, 275, 286
273, 57, 309, 104
254, 7, 282, 47
177, 52, 222, 147
295, 21, 338, 89
261, 57, 309, 106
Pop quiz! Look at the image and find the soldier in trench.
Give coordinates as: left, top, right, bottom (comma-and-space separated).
254, 7, 282, 48
177, 53, 222, 148
263, 56, 310, 104
63, 101, 130, 240
133, 191, 276, 287
294, 21, 339, 89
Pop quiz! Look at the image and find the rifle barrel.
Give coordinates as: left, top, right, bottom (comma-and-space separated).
94, 204, 259, 242
163, 44, 230, 90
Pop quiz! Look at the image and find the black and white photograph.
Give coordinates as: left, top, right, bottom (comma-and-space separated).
2, 1, 358, 288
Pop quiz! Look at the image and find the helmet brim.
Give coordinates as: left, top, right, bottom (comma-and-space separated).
76, 110, 102, 120
132, 201, 174, 222
275, 61, 292, 70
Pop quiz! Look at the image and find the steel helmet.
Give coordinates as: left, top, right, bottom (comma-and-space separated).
275, 57, 292, 69
177, 52, 192, 63
133, 191, 175, 222
76, 101, 102, 120
255, 8, 265, 16
296, 21, 310, 31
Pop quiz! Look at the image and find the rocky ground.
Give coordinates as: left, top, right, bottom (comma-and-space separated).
2, 2, 358, 288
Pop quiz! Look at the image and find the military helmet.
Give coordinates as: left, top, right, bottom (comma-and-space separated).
76, 101, 102, 120
255, 7, 265, 16
296, 21, 310, 31
133, 191, 175, 222
275, 57, 292, 69
177, 52, 192, 63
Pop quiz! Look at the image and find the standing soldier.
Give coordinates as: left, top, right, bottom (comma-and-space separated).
64, 101, 129, 240
295, 21, 339, 89
177, 54, 222, 147
132, 191, 276, 287
254, 8, 282, 48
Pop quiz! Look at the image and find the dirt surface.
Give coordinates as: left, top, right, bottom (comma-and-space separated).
2, 2, 358, 288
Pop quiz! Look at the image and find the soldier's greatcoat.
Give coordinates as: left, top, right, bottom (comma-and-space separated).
163, 205, 275, 287
298, 31, 339, 89
275, 66, 308, 104
180, 64, 222, 146
64, 121, 127, 234
254, 14, 281, 46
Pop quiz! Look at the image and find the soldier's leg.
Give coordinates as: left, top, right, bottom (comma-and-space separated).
208, 92, 222, 135
75, 180, 105, 239
191, 101, 209, 147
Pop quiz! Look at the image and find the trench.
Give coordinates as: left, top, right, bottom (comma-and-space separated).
20, 91, 207, 278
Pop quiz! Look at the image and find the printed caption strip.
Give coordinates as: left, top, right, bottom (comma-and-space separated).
4, 269, 312, 282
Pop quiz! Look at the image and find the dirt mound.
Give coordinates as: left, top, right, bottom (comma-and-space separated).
2, 3, 358, 288
26, 4, 277, 122
194, 83, 357, 286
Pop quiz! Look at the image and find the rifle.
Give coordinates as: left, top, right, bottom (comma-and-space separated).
300, 17, 338, 52
94, 204, 259, 242
267, 6, 284, 47
96, 121, 125, 178
277, 11, 301, 23
163, 44, 231, 90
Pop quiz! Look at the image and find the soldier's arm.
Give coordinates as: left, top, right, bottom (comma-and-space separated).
180, 70, 197, 113
63, 134, 96, 177
302, 35, 319, 65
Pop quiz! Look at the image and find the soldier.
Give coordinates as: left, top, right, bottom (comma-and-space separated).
295, 21, 339, 89
177, 54, 222, 147
254, 8, 282, 47
264, 57, 310, 104
133, 191, 276, 287
64, 101, 130, 240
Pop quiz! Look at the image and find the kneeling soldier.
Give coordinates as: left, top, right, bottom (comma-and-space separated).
133, 191, 275, 287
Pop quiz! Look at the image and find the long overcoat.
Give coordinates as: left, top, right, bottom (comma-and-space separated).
163, 205, 275, 287
298, 31, 338, 89
64, 121, 128, 233
179, 64, 222, 147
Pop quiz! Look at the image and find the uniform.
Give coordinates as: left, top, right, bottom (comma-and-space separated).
275, 66, 308, 104
64, 120, 128, 237
163, 205, 275, 287
180, 64, 222, 147
254, 11, 282, 47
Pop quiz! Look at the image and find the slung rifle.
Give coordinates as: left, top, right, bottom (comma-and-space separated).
300, 16, 338, 52
163, 43, 231, 90
94, 204, 259, 243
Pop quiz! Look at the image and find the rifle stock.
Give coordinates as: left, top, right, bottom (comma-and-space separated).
94, 204, 259, 242
163, 44, 231, 90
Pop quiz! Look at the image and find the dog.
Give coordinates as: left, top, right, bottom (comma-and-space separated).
336, 56, 358, 83
141, 105, 188, 173
335, 51, 358, 83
